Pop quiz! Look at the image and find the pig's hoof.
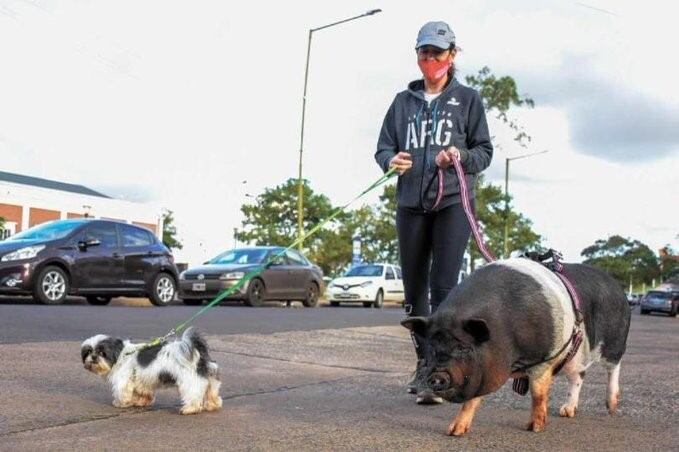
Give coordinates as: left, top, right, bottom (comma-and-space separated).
606, 398, 618, 415
526, 420, 546, 433
447, 420, 471, 436
559, 404, 577, 418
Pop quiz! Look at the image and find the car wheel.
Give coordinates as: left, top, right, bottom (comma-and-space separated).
245, 278, 265, 307
33, 266, 69, 305
302, 282, 319, 308
373, 289, 384, 309
670, 304, 677, 317
149, 273, 176, 306
86, 296, 112, 306
330, 301, 340, 307
183, 299, 204, 306
640, 309, 649, 315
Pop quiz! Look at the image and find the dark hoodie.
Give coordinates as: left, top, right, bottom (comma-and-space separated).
375, 77, 493, 210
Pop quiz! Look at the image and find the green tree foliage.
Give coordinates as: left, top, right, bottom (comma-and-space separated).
581, 235, 660, 287
465, 66, 534, 148
469, 175, 542, 269
161, 209, 183, 251
235, 178, 349, 276
659, 243, 679, 282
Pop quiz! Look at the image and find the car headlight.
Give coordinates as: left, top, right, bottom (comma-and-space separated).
179, 271, 186, 280
360, 281, 373, 288
1, 245, 45, 262
220, 272, 244, 280
328, 282, 337, 288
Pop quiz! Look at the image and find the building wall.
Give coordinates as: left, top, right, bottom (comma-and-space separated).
29, 207, 60, 228
0, 203, 23, 232
0, 181, 164, 239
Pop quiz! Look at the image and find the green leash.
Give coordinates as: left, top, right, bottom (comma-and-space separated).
138, 168, 397, 350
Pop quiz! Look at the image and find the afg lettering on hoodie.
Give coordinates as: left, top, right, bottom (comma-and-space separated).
375, 77, 493, 210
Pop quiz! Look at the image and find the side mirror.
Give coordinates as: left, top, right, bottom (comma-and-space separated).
78, 239, 101, 251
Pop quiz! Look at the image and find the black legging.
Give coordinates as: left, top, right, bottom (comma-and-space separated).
397, 202, 472, 319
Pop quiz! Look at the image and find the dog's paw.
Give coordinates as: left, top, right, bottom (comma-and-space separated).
180, 405, 203, 415
112, 400, 132, 409
559, 403, 577, 418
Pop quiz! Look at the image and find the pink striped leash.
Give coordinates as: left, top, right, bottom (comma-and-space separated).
449, 157, 496, 263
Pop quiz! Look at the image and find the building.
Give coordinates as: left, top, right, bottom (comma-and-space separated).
0, 170, 163, 239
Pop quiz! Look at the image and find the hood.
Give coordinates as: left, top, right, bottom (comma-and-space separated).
0, 238, 46, 255
331, 276, 381, 287
184, 263, 260, 275
407, 76, 460, 102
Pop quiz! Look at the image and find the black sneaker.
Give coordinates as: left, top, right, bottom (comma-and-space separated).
416, 388, 443, 405
406, 359, 425, 394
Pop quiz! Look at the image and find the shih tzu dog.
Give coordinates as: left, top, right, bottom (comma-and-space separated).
81, 327, 222, 415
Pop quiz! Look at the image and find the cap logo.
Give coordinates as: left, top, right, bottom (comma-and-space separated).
437, 29, 446, 35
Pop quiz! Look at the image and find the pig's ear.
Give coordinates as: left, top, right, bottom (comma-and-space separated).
463, 318, 490, 344
401, 317, 430, 335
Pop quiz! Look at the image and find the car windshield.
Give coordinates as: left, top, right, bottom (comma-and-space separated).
345, 265, 383, 277
7, 220, 85, 242
646, 291, 671, 300
209, 248, 270, 265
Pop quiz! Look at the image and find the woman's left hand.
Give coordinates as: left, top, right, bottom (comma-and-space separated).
446, 146, 461, 161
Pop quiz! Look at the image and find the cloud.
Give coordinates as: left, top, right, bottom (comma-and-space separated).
514, 57, 679, 163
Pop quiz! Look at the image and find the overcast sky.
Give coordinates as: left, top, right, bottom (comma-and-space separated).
1, 0, 677, 266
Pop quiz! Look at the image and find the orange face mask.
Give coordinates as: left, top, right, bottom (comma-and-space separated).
418, 59, 450, 84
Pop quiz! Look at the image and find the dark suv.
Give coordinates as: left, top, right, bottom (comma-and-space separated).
0, 219, 179, 306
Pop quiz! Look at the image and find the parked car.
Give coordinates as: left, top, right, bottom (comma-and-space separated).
326, 263, 405, 308
640, 290, 679, 317
0, 219, 178, 306
626, 293, 643, 306
178, 246, 323, 307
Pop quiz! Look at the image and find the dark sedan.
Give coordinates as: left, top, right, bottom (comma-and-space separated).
178, 246, 323, 307
0, 219, 178, 306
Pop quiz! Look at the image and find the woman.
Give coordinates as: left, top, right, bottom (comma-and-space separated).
374, 21, 493, 404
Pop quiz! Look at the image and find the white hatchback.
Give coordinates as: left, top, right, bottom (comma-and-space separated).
326, 263, 404, 308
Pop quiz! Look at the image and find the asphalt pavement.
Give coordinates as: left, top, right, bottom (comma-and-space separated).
0, 297, 676, 451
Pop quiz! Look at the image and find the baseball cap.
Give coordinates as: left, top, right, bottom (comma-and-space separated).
416, 21, 456, 50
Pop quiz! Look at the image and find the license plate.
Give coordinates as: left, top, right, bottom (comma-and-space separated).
337, 293, 351, 298
192, 283, 206, 291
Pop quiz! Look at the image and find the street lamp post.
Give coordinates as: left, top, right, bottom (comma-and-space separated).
503, 150, 548, 258
297, 9, 382, 250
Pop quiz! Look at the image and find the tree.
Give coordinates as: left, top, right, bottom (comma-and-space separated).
659, 243, 679, 282
235, 178, 350, 275
468, 175, 542, 270
581, 235, 660, 287
465, 66, 534, 149
0, 216, 5, 239
464, 67, 542, 267
161, 209, 183, 251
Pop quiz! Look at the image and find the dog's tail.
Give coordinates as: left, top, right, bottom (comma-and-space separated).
178, 327, 218, 376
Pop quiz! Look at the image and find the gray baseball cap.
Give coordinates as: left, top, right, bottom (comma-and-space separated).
416, 21, 455, 49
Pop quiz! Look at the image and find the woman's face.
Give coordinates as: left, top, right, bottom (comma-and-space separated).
416, 45, 456, 65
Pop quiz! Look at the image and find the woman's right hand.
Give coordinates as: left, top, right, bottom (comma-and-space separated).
389, 152, 412, 175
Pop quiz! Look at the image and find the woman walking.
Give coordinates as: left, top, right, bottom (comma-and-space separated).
375, 21, 493, 404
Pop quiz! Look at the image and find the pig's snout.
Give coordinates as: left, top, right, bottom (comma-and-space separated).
428, 371, 451, 392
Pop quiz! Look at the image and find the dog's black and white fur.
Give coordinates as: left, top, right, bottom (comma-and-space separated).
81, 327, 222, 415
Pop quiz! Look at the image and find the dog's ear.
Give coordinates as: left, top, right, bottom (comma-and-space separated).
401, 316, 430, 336
99, 338, 124, 364
463, 318, 490, 344
81, 345, 93, 363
